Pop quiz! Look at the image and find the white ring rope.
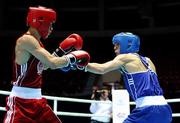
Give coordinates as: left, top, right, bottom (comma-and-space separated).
0, 90, 180, 118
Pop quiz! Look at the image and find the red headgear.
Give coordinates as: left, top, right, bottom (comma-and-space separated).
26, 6, 56, 39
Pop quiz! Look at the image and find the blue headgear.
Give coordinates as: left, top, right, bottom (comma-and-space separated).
112, 32, 140, 54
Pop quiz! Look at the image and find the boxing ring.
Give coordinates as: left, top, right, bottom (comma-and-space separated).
0, 90, 180, 122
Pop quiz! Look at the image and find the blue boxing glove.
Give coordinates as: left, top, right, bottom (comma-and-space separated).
70, 64, 87, 71
60, 66, 71, 72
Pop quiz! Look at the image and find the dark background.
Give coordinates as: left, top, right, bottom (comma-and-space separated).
0, 0, 180, 122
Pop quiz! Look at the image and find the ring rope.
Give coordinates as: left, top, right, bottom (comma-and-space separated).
0, 90, 180, 117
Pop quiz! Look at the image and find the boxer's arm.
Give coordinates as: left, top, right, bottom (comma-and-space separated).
16, 35, 69, 69
85, 54, 130, 74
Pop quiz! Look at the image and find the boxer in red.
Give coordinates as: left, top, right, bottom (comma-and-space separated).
3, 6, 90, 123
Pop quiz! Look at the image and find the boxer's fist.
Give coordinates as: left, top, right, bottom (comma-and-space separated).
65, 50, 90, 67
60, 33, 83, 52
53, 34, 83, 57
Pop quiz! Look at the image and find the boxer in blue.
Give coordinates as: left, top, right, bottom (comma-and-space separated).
84, 32, 172, 123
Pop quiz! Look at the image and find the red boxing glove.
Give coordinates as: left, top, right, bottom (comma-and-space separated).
53, 33, 83, 57
65, 50, 90, 67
